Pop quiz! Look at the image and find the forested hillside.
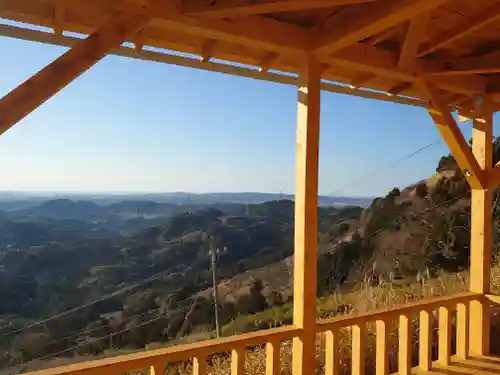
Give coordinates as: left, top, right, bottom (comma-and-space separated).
1, 139, 499, 372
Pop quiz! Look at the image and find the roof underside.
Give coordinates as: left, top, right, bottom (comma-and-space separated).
2, 0, 500, 110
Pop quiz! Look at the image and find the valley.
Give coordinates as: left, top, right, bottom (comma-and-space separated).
0, 146, 497, 373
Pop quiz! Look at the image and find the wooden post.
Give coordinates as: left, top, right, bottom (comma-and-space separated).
292, 54, 321, 375
0, 12, 150, 135
469, 99, 493, 356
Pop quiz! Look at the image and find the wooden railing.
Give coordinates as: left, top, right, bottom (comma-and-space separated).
316, 291, 480, 375
21, 292, 482, 375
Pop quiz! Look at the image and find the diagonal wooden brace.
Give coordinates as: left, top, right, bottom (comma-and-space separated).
0, 12, 151, 135
417, 78, 486, 189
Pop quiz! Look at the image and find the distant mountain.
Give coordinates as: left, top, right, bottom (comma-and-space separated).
0, 192, 374, 210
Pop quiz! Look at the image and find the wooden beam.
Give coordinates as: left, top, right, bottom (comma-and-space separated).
0, 25, 428, 108
418, 2, 500, 57
2, 0, 309, 55
0, 12, 150, 135
53, 2, 65, 36
0, 0, 487, 98
181, 0, 375, 17
199, 39, 217, 62
417, 78, 486, 189
258, 52, 280, 72
292, 55, 321, 375
427, 52, 500, 76
326, 44, 486, 96
388, 82, 412, 95
313, 0, 446, 55
398, 14, 430, 69
470, 100, 493, 356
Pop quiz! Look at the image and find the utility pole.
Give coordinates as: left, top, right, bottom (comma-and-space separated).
209, 238, 222, 338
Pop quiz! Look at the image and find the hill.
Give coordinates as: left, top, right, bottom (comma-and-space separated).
1, 141, 499, 370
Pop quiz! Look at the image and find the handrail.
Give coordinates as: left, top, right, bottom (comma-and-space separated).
316, 291, 482, 332
23, 325, 300, 375
18, 291, 484, 375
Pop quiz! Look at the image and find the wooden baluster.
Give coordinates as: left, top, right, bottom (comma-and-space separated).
325, 329, 339, 375
376, 320, 388, 375
398, 314, 412, 375
352, 323, 365, 375
419, 309, 432, 371
231, 347, 245, 375
438, 306, 451, 366
193, 355, 207, 375
457, 302, 469, 360
266, 340, 280, 375
150, 362, 164, 375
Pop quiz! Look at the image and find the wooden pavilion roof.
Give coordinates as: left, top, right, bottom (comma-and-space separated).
2, 0, 500, 112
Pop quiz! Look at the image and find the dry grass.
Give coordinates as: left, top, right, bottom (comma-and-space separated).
157, 261, 500, 375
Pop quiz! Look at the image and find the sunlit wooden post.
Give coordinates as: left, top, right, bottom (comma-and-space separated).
292, 54, 321, 375
469, 97, 493, 356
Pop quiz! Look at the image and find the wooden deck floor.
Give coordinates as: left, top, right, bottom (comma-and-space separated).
418, 356, 500, 375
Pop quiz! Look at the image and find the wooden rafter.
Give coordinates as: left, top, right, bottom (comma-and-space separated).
2, 0, 309, 55
0, 24, 428, 108
199, 39, 217, 62
258, 52, 280, 72
53, 2, 65, 36
312, 0, 447, 55
398, 13, 429, 69
180, 0, 376, 18
417, 2, 500, 57
0, 12, 150, 135
388, 82, 412, 95
326, 44, 486, 96
417, 78, 485, 189
427, 52, 500, 76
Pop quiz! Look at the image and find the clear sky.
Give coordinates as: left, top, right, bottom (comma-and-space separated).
0, 35, 493, 197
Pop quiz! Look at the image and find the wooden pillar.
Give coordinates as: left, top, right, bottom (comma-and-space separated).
0, 12, 150, 135
469, 99, 493, 356
292, 54, 321, 375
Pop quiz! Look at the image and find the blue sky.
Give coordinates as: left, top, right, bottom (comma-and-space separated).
0, 35, 491, 197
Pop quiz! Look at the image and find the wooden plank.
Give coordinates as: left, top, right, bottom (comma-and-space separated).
438, 306, 451, 366
181, 0, 376, 17
0, 12, 150, 135
316, 292, 481, 333
265, 341, 280, 375
313, 0, 447, 55
231, 348, 245, 375
456, 303, 469, 360
292, 54, 321, 375
419, 310, 432, 371
352, 324, 366, 375
149, 363, 164, 375
325, 330, 339, 375
470, 104, 493, 356
375, 320, 388, 375
398, 314, 412, 375
398, 14, 430, 69
418, 2, 500, 57
193, 356, 207, 375
417, 78, 486, 189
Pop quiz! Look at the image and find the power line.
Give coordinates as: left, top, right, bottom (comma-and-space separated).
1, 308, 180, 374
0, 267, 173, 339
7, 189, 475, 373
330, 138, 442, 196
